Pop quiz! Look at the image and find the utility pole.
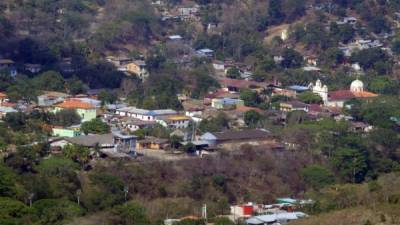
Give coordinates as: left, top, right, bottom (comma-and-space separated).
28, 193, 34, 207
76, 189, 81, 206
124, 185, 129, 204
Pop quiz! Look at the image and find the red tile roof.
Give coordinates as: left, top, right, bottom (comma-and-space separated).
56, 99, 95, 109
0, 92, 7, 99
329, 90, 378, 101
235, 105, 263, 113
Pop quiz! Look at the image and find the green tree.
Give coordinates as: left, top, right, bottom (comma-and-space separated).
53, 109, 81, 127
81, 118, 110, 135
98, 91, 117, 106
331, 148, 368, 183
112, 202, 150, 225
32, 71, 65, 92
33, 199, 84, 225
226, 67, 241, 79
281, 48, 303, 68
240, 89, 261, 107
300, 165, 335, 190
0, 197, 35, 224
0, 164, 18, 197
244, 110, 262, 127
298, 91, 323, 104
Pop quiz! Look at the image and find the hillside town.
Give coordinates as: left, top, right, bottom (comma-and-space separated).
0, 0, 400, 225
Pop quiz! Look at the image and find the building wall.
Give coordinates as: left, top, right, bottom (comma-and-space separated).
52, 128, 81, 137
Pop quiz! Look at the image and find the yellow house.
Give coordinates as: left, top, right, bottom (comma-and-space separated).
126, 60, 149, 80
54, 99, 97, 122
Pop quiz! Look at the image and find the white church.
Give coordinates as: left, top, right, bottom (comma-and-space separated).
308, 79, 378, 108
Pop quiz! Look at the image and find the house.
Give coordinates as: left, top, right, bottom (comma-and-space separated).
71, 97, 101, 108
0, 106, 17, 118
168, 35, 183, 41
120, 118, 157, 132
231, 204, 256, 218
157, 115, 191, 129
136, 136, 169, 150
280, 101, 309, 112
196, 48, 214, 57
211, 98, 244, 110
199, 129, 274, 148
272, 88, 297, 98
54, 99, 97, 122
24, 64, 42, 73
106, 56, 133, 71
38, 91, 70, 107
350, 121, 373, 133
310, 79, 378, 108
52, 125, 81, 138
126, 60, 149, 80
178, 3, 199, 19
0, 59, 17, 77
246, 212, 308, 225
0, 92, 8, 104
212, 60, 225, 71
116, 107, 177, 121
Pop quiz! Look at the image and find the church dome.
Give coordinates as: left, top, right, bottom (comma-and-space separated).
350, 79, 364, 92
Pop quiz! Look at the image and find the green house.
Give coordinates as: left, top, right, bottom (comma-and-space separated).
52, 126, 81, 138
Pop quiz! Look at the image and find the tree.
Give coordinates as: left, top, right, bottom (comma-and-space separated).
240, 89, 261, 107
63, 144, 90, 166
226, 67, 241, 79
33, 199, 84, 225
268, 0, 285, 25
392, 39, 400, 55
53, 109, 81, 127
98, 91, 117, 106
0, 164, 18, 197
0, 198, 34, 224
81, 118, 110, 135
300, 165, 335, 190
244, 110, 262, 127
32, 71, 65, 92
281, 48, 303, 68
170, 135, 183, 149
331, 148, 368, 183
183, 143, 196, 154
322, 48, 344, 68
350, 48, 392, 74
298, 91, 323, 104
211, 217, 234, 225
112, 202, 150, 225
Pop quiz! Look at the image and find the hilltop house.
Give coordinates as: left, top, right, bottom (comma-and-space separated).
24, 64, 42, 73
126, 60, 149, 80
0, 59, 17, 77
54, 99, 97, 122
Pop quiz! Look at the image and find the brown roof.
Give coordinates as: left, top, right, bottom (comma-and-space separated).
235, 105, 263, 113
56, 99, 95, 109
212, 129, 271, 141
329, 90, 378, 101
0, 59, 14, 64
